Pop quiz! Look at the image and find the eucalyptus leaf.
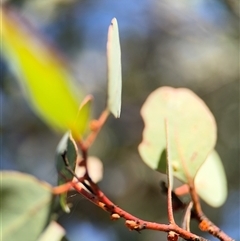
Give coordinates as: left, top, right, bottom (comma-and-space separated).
139, 87, 217, 183
158, 149, 227, 207
195, 150, 227, 207
56, 132, 78, 212
2, 9, 83, 135
1, 172, 53, 241
107, 18, 122, 118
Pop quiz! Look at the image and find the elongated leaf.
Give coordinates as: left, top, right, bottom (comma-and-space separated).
1, 9, 83, 134
1, 171, 53, 241
195, 150, 227, 207
139, 87, 217, 183
56, 132, 78, 212
107, 18, 122, 118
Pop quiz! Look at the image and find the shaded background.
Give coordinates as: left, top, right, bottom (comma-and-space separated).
1, 0, 239, 240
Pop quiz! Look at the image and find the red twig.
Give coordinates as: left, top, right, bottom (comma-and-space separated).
75, 109, 109, 182
175, 136, 234, 241
188, 180, 234, 241
71, 180, 209, 241
84, 109, 109, 149
58, 114, 233, 241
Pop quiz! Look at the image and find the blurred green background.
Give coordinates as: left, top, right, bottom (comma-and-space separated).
1, 0, 239, 240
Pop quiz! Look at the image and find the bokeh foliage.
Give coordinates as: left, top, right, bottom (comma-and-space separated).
1, 1, 239, 241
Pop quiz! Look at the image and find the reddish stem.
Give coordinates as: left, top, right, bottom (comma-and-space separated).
75, 109, 109, 180
70, 180, 209, 241
66, 115, 233, 241
188, 180, 234, 241
84, 109, 109, 149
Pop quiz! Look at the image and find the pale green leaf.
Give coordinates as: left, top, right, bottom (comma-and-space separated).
139, 87, 217, 183
107, 18, 122, 118
158, 148, 227, 207
1, 171, 53, 241
2, 9, 83, 134
195, 150, 227, 207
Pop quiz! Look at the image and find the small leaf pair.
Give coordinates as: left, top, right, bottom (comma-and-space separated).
139, 87, 227, 207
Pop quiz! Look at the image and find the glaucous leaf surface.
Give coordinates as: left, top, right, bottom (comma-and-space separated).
195, 150, 227, 207
139, 87, 217, 183
158, 149, 227, 207
1, 172, 53, 241
107, 18, 122, 118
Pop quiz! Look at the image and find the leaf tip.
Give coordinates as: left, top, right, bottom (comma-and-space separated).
113, 109, 121, 118
110, 17, 118, 26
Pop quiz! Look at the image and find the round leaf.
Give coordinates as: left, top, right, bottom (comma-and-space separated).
1, 171, 53, 241
139, 87, 217, 183
107, 18, 122, 118
195, 150, 227, 207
